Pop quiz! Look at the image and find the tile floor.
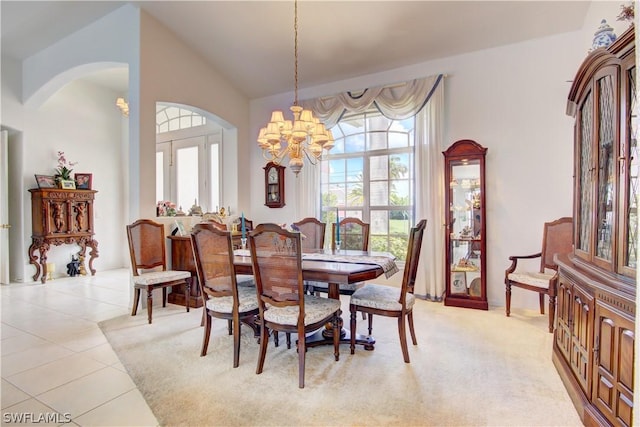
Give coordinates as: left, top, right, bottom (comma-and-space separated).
1, 269, 159, 426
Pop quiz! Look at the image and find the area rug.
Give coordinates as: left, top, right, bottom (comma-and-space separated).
99, 300, 582, 426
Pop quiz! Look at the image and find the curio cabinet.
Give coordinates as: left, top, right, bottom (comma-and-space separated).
443, 139, 488, 310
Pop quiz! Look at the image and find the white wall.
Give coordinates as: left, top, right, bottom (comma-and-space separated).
29, 81, 128, 274
1, 4, 252, 282
249, 29, 585, 309
248, 0, 629, 311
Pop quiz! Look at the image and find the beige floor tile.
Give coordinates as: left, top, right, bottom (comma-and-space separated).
36, 366, 136, 419
73, 389, 158, 427
79, 342, 120, 366
1, 343, 74, 377
1, 332, 49, 356
1, 398, 69, 426
1, 379, 30, 409
47, 326, 107, 352
0, 323, 24, 340
5, 352, 107, 396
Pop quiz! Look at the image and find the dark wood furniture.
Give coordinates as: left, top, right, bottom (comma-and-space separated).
234, 248, 394, 350
28, 188, 99, 283
293, 217, 326, 251
167, 235, 203, 308
504, 217, 573, 333
332, 217, 369, 251
248, 224, 340, 388
554, 26, 635, 427
349, 219, 426, 363
443, 139, 488, 310
264, 161, 285, 208
126, 219, 191, 324
190, 223, 259, 367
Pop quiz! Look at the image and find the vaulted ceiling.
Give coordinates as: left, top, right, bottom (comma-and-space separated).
1, 1, 591, 99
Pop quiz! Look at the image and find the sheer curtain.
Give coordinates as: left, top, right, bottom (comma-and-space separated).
299, 74, 445, 300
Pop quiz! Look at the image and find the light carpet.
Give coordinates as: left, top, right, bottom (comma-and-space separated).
99, 298, 582, 427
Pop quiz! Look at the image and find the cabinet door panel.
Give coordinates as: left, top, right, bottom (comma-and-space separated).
555, 277, 572, 362
594, 71, 618, 266
593, 301, 634, 427
570, 286, 593, 393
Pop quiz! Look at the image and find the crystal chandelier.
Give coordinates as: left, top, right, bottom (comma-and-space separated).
257, 0, 334, 176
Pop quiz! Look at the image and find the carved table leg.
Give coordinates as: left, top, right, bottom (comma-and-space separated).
28, 240, 42, 282
86, 239, 99, 276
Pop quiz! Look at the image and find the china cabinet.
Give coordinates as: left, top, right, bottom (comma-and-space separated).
553, 26, 635, 427
264, 162, 285, 208
443, 140, 488, 310
28, 188, 99, 283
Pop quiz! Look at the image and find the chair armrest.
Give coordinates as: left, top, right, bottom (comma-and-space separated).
505, 252, 542, 277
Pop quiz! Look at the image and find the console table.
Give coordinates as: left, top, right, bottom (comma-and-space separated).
28, 188, 99, 283
167, 235, 203, 308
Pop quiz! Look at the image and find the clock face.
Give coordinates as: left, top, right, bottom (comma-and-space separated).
268, 167, 278, 184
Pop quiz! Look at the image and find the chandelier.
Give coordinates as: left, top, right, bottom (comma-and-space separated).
257, 0, 334, 176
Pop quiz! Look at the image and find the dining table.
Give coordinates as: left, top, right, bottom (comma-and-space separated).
233, 248, 399, 350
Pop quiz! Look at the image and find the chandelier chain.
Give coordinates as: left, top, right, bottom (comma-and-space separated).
294, 0, 299, 106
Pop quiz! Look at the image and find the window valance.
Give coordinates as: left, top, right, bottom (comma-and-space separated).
301, 74, 444, 127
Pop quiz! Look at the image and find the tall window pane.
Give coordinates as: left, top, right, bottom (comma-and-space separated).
156, 152, 164, 203
176, 146, 198, 212
320, 110, 415, 259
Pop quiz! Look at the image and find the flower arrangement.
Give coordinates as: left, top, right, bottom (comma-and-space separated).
157, 200, 177, 216
617, 3, 634, 25
54, 151, 77, 183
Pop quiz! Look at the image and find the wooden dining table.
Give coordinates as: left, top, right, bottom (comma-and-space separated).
233, 249, 398, 350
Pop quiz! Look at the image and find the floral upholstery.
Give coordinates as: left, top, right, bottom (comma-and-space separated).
507, 271, 555, 288
263, 295, 340, 326
236, 274, 255, 287
133, 270, 191, 286
205, 285, 259, 313
350, 284, 415, 311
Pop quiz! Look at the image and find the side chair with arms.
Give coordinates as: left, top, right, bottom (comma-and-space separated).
249, 223, 341, 388
126, 219, 191, 324
190, 223, 259, 367
504, 217, 573, 333
349, 219, 426, 363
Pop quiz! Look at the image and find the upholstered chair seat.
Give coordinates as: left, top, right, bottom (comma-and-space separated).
264, 296, 340, 325
506, 271, 556, 288
350, 284, 416, 312
205, 285, 259, 313
132, 270, 191, 286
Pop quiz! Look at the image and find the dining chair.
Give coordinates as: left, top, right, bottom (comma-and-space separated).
505, 217, 573, 333
126, 219, 192, 324
309, 217, 370, 319
308, 217, 370, 296
205, 219, 228, 231
249, 223, 341, 388
349, 219, 426, 363
191, 223, 259, 367
292, 217, 326, 252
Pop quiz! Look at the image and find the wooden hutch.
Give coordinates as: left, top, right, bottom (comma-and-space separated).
554, 26, 635, 426
28, 188, 99, 283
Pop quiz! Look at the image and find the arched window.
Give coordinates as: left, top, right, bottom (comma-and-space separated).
155, 104, 220, 214
156, 105, 207, 133
320, 110, 414, 259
